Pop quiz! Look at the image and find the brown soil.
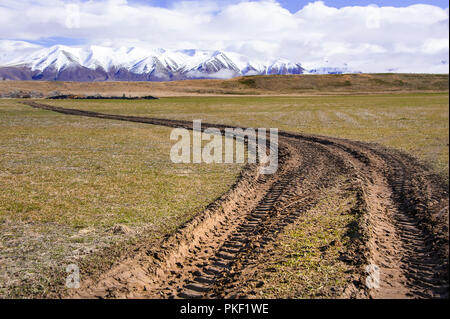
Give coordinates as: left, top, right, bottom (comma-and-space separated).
21, 101, 449, 299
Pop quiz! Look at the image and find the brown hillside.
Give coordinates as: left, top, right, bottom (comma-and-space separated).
0, 73, 448, 97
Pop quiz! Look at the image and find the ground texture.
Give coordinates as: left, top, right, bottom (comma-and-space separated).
0, 74, 448, 97
21, 101, 449, 299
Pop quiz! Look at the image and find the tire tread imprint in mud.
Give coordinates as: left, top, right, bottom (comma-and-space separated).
21, 101, 449, 299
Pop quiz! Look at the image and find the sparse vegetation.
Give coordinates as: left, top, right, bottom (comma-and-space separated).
0, 90, 43, 98
0, 99, 243, 297
0, 74, 447, 98
242, 179, 364, 298
0, 77, 448, 297
45, 93, 449, 181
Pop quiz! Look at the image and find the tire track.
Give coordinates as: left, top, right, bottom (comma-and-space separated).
21, 101, 449, 299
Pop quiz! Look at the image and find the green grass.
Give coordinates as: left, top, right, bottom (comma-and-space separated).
241, 178, 364, 298
0, 100, 242, 227
1, 92, 448, 297
46, 93, 449, 181
0, 99, 243, 297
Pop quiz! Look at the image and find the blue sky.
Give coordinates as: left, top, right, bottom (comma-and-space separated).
0, 0, 448, 73
129, 0, 449, 13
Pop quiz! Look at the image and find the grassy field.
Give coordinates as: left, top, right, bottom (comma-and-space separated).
0, 100, 243, 297
44, 93, 449, 181
0, 74, 448, 97
1, 91, 448, 298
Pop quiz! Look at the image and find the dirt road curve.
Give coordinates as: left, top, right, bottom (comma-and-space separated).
22, 101, 449, 299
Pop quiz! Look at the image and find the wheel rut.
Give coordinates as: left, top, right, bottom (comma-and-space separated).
21, 101, 449, 299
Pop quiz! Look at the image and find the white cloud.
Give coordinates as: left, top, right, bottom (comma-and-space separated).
0, 0, 448, 72
422, 38, 450, 54
0, 40, 43, 64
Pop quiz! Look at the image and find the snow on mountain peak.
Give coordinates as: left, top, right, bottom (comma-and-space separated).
0, 44, 356, 81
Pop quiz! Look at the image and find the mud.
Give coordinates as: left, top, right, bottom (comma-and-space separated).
22, 101, 449, 299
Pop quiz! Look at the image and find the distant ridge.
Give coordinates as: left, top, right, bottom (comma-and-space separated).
0, 74, 447, 98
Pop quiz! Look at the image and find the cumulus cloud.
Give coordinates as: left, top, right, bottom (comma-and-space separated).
0, 0, 448, 72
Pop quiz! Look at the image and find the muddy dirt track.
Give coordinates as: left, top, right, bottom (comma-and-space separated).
22, 101, 449, 299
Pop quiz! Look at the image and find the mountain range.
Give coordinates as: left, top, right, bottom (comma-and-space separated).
0, 45, 354, 82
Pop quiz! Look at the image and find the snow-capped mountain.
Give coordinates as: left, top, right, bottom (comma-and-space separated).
0, 45, 307, 81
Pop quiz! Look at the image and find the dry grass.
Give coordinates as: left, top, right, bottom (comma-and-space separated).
45, 93, 449, 181
242, 178, 363, 298
0, 74, 447, 97
1, 87, 448, 298
0, 99, 243, 297
38, 93, 448, 299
